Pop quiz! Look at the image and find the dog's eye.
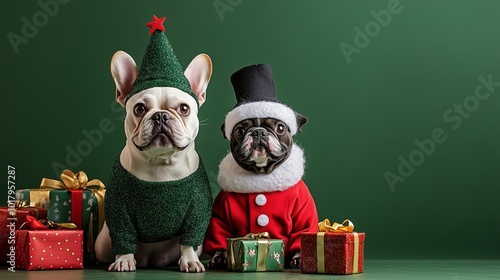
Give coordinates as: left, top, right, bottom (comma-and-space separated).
178, 104, 190, 116
235, 127, 245, 137
276, 124, 286, 135
134, 104, 146, 117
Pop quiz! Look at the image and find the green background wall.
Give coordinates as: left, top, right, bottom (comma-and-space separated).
1, 0, 499, 259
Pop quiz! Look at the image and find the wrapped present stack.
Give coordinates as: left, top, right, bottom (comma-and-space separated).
0, 201, 48, 263
227, 232, 285, 272
301, 219, 365, 274
15, 169, 105, 263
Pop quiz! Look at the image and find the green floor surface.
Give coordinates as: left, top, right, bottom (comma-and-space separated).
0, 260, 499, 280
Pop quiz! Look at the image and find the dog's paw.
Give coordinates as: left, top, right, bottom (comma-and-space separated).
108, 254, 136, 272
178, 257, 205, 273
178, 245, 205, 273
290, 252, 301, 269
208, 251, 227, 269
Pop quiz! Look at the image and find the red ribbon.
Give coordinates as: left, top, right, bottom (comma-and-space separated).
70, 190, 83, 229
23, 215, 76, 230
25, 215, 48, 230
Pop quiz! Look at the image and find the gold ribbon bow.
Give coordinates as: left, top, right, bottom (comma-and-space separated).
318, 219, 354, 233
244, 232, 270, 239
14, 200, 28, 208
39, 219, 77, 229
40, 169, 106, 231
317, 219, 360, 274
229, 232, 270, 271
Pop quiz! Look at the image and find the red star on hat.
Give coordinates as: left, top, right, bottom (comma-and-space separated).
146, 15, 166, 34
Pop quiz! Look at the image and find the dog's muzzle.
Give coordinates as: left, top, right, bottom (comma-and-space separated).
134, 111, 187, 151
250, 128, 269, 148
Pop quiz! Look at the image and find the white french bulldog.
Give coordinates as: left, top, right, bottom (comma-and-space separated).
94, 51, 213, 272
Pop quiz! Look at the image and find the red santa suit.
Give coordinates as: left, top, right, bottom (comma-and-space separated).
204, 144, 318, 260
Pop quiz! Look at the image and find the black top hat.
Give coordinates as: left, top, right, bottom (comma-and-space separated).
230, 64, 279, 107
223, 64, 299, 139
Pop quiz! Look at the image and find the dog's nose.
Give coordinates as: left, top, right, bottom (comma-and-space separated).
251, 129, 268, 140
152, 112, 170, 124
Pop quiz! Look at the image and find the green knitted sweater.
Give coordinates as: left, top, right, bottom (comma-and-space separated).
105, 157, 212, 255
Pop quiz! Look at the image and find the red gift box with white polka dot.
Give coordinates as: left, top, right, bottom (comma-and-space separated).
0, 206, 48, 264
14, 230, 84, 270
300, 232, 365, 274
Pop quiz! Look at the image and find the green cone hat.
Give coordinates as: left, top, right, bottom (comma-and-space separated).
127, 15, 196, 104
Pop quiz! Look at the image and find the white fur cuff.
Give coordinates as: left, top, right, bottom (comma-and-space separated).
217, 144, 305, 193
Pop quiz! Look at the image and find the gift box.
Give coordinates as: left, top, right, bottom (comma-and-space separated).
301, 219, 365, 274
15, 169, 105, 263
15, 229, 84, 270
227, 233, 284, 272
0, 204, 48, 263
16, 189, 95, 228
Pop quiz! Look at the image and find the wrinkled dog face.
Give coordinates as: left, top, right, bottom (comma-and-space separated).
230, 118, 293, 174
125, 87, 200, 158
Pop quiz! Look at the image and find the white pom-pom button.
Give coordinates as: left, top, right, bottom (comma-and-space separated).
257, 214, 269, 226
255, 194, 267, 206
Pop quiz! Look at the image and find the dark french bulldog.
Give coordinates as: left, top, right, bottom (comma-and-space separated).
204, 64, 318, 269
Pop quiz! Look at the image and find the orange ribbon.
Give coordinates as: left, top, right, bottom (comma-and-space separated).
40, 170, 106, 232
317, 219, 359, 274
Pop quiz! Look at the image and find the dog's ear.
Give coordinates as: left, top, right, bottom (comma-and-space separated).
110, 51, 138, 107
295, 113, 308, 133
221, 123, 227, 139
185, 54, 213, 107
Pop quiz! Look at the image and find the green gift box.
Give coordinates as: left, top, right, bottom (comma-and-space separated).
16, 189, 95, 228
227, 233, 285, 272
15, 169, 106, 263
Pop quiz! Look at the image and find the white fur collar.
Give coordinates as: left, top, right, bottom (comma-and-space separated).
217, 144, 305, 193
